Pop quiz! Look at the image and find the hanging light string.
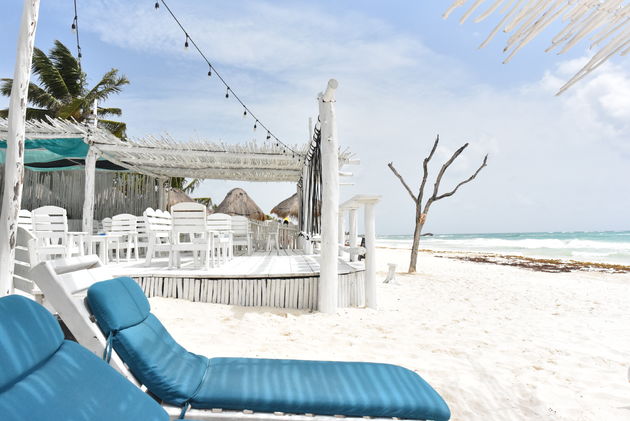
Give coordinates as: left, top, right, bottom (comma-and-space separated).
154, 0, 303, 159
71, 0, 82, 67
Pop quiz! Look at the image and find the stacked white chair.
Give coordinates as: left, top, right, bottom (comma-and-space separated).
111, 214, 139, 261
207, 213, 233, 264
143, 208, 173, 266
13, 227, 44, 303
231, 215, 252, 256
170, 202, 213, 269
17, 209, 33, 230
32, 206, 85, 259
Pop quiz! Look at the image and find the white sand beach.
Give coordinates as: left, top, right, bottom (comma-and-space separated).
152, 248, 630, 421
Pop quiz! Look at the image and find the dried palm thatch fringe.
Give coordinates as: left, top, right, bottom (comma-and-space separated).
271, 193, 299, 219
444, 0, 630, 94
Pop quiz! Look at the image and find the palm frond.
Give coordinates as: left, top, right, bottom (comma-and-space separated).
31, 47, 70, 100
84, 69, 130, 104
49, 40, 83, 97
25, 108, 55, 120
1, 79, 63, 111
57, 97, 85, 120
183, 179, 202, 194
98, 119, 127, 138
0, 78, 12, 97
97, 107, 122, 117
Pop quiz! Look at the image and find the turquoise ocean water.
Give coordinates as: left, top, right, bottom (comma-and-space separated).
377, 231, 630, 265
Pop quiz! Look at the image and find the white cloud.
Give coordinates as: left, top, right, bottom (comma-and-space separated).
75, 1, 630, 234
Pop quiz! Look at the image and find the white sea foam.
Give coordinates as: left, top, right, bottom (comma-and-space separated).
376, 232, 630, 264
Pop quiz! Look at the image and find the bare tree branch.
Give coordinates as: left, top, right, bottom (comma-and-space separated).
431, 142, 469, 200
434, 154, 488, 201
387, 162, 417, 203
417, 135, 439, 208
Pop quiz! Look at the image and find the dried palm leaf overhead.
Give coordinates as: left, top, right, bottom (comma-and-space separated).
215, 188, 265, 221
444, 0, 630, 94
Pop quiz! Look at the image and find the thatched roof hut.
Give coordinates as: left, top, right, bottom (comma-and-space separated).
215, 188, 265, 221
167, 188, 196, 210
271, 193, 299, 220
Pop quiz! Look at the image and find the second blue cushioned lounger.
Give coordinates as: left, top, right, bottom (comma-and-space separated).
87, 277, 451, 421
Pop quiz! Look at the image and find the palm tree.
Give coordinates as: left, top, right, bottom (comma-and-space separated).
0, 40, 129, 137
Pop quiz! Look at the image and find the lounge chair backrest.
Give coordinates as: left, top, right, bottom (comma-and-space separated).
207, 212, 232, 232
0, 295, 169, 421
17, 209, 33, 231
111, 213, 138, 234
88, 277, 208, 407
231, 215, 249, 235
171, 202, 207, 238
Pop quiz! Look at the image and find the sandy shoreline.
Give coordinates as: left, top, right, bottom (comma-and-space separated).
151, 248, 630, 421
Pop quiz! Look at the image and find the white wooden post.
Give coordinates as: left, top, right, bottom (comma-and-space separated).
158, 178, 167, 210
348, 207, 358, 262
364, 201, 377, 308
0, 0, 40, 296
82, 100, 98, 235
318, 79, 339, 313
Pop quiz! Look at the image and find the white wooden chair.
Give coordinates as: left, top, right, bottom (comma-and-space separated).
170, 202, 213, 269
136, 216, 149, 257
111, 213, 139, 261
32, 205, 85, 259
13, 227, 43, 303
143, 208, 173, 266
207, 213, 233, 264
264, 220, 281, 253
17, 209, 33, 230
231, 215, 252, 256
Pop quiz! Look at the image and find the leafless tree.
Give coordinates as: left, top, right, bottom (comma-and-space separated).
388, 135, 488, 273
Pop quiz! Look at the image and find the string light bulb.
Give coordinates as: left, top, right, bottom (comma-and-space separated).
154, 1, 159, 9
71, 18, 77, 32
266, 131, 271, 140
207, 68, 212, 77
184, 35, 189, 49
225, 88, 230, 98
253, 121, 258, 131
243, 109, 247, 118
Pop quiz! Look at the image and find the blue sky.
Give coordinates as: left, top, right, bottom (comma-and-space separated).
2, 1, 629, 235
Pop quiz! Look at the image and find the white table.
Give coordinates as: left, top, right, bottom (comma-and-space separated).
88, 234, 121, 265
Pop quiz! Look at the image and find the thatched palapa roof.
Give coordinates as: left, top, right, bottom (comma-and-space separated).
215, 188, 265, 221
271, 193, 299, 219
167, 188, 197, 210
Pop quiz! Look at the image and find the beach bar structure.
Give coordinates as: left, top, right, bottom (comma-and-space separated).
1, 74, 378, 312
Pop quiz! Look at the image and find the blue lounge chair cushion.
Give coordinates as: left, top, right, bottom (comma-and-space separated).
0, 295, 168, 421
194, 357, 451, 421
87, 278, 451, 420
114, 314, 209, 405
87, 276, 150, 335
88, 277, 209, 406
0, 294, 64, 390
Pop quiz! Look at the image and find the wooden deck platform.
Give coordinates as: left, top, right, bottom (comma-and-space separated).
107, 250, 366, 310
